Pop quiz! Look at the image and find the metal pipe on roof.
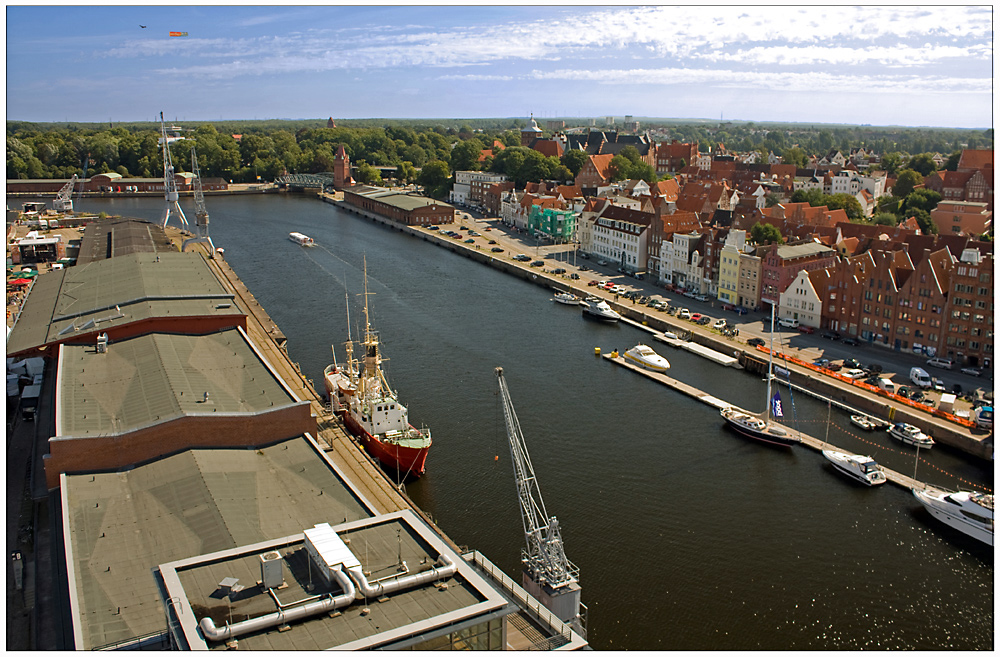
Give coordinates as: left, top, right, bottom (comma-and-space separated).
346, 553, 456, 600
197, 565, 355, 643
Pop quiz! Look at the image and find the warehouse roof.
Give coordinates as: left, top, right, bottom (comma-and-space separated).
76, 218, 175, 264
5, 251, 244, 356
55, 328, 296, 436
61, 437, 377, 650
348, 185, 454, 212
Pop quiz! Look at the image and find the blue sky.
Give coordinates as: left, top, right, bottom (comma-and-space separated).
6, 5, 993, 128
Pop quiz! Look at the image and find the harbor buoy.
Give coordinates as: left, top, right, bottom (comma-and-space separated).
594, 347, 601, 355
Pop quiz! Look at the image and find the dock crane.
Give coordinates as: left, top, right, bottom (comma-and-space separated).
494, 367, 585, 637
159, 111, 188, 229
53, 174, 77, 212
181, 146, 216, 255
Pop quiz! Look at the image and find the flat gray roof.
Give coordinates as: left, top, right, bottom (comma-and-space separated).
159, 510, 510, 651
6, 250, 244, 356
55, 328, 297, 437
76, 218, 175, 264
349, 185, 454, 212
62, 437, 377, 650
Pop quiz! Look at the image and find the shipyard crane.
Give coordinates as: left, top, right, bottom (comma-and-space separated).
181, 146, 216, 254
160, 111, 188, 229
76, 153, 90, 205
495, 367, 585, 635
53, 174, 77, 212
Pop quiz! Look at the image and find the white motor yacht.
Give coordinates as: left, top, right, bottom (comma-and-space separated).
289, 231, 315, 246
623, 344, 671, 373
582, 299, 621, 322
912, 488, 994, 546
822, 450, 887, 486
889, 422, 934, 448
553, 292, 583, 305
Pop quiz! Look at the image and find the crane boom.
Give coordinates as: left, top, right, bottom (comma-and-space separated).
160, 111, 187, 229
181, 146, 215, 254
53, 174, 77, 212
495, 367, 578, 590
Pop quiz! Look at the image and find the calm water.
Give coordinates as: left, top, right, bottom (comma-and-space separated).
38, 195, 994, 649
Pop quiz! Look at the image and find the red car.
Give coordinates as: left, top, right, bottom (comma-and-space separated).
690, 313, 703, 321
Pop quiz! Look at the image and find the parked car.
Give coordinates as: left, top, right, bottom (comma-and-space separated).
569, 273, 580, 280
697, 316, 712, 325
552, 268, 566, 274
821, 331, 842, 340
693, 294, 709, 303
464, 238, 475, 243
814, 358, 830, 368
488, 239, 497, 244
530, 260, 544, 267
713, 319, 727, 330
491, 247, 504, 253
677, 309, 691, 320
747, 337, 766, 348
931, 377, 946, 392
842, 338, 860, 346
865, 363, 883, 375
429, 225, 440, 230
926, 357, 954, 370
797, 325, 815, 334
842, 368, 867, 380
588, 280, 599, 286
961, 366, 983, 377
844, 358, 863, 369
690, 313, 703, 322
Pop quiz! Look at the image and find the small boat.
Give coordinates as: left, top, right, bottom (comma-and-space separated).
822, 450, 887, 486
889, 422, 934, 448
912, 488, 994, 546
720, 306, 801, 447
582, 299, 621, 322
553, 292, 583, 305
850, 415, 877, 431
623, 344, 670, 372
289, 231, 315, 246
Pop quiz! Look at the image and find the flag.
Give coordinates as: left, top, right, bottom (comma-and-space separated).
771, 391, 784, 418
169, 31, 188, 37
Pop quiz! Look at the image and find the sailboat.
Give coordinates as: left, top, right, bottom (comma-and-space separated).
323, 259, 432, 478
720, 306, 802, 447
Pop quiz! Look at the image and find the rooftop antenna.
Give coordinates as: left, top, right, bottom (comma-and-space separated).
181, 146, 216, 254
160, 111, 188, 230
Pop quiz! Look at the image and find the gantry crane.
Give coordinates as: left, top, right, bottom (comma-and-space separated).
53, 174, 77, 212
160, 111, 188, 229
494, 367, 585, 635
181, 146, 215, 254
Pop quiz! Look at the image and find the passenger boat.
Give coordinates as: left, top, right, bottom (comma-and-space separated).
323, 260, 431, 479
582, 299, 621, 322
721, 306, 801, 447
912, 488, 994, 546
888, 422, 934, 448
822, 450, 887, 486
553, 292, 584, 305
850, 415, 877, 431
623, 344, 670, 373
289, 231, 315, 246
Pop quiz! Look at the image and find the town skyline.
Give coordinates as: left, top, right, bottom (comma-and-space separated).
6, 5, 994, 129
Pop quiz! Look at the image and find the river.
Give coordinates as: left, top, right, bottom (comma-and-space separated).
28, 194, 994, 650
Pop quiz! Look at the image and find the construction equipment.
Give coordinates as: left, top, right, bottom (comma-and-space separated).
53, 174, 77, 212
160, 111, 188, 229
494, 367, 584, 636
181, 146, 215, 254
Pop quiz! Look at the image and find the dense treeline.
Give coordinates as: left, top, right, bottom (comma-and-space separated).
6, 118, 993, 190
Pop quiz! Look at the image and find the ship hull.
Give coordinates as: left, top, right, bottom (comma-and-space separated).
341, 409, 430, 477
721, 410, 800, 447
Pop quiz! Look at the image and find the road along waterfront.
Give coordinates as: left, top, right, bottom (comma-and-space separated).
45, 193, 993, 650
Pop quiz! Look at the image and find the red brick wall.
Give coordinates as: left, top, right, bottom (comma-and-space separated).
45, 402, 316, 489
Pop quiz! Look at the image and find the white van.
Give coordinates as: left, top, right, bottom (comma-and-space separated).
877, 378, 895, 394
910, 367, 932, 389
777, 317, 799, 329
925, 357, 953, 370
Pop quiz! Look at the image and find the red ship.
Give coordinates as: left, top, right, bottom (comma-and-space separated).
323, 263, 431, 478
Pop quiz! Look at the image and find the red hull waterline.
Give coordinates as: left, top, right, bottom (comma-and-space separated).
341, 408, 430, 477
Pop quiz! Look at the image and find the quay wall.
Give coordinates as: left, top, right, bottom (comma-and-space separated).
323, 193, 991, 462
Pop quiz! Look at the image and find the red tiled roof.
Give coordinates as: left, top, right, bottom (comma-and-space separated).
958, 149, 994, 171
590, 154, 615, 180
532, 140, 563, 159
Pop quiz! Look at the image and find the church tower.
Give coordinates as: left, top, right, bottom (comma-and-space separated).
333, 145, 353, 189
521, 114, 542, 147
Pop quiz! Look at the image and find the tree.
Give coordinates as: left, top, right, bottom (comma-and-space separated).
450, 138, 484, 172
892, 169, 924, 198
354, 160, 382, 185
417, 160, 451, 198
903, 188, 942, 215
944, 151, 962, 171
825, 193, 864, 222
750, 222, 783, 245
872, 212, 898, 226
880, 152, 903, 175
907, 153, 938, 176
396, 162, 417, 184
782, 146, 808, 169
608, 154, 632, 182
909, 208, 937, 235
560, 149, 589, 177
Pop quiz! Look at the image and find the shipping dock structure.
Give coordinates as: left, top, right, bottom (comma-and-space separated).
6, 218, 587, 651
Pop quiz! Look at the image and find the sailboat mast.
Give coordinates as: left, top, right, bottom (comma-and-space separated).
765, 304, 775, 419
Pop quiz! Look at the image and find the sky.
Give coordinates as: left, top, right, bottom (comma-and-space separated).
5, 5, 994, 128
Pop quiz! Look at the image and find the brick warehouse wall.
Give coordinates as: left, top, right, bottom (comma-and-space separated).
44, 402, 316, 489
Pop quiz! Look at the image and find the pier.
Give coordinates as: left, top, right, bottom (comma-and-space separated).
603, 352, 930, 492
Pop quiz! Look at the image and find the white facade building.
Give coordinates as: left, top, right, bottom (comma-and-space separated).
780, 269, 822, 328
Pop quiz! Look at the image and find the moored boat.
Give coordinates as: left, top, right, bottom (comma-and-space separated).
822, 450, 887, 486
850, 414, 877, 431
323, 261, 431, 478
582, 299, 621, 322
289, 231, 315, 246
623, 344, 670, 373
912, 488, 994, 546
889, 422, 934, 448
553, 292, 583, 305
720, 306, 800, 447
